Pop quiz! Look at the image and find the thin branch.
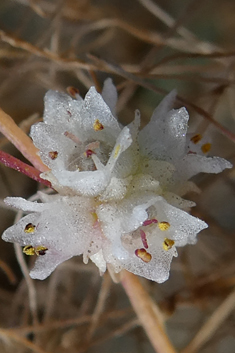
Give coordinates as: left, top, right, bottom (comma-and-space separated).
79, 318, 139, 353
14, 243, 39, 325
0, 107, 48, 172
0, 259, 17, 284
88, 54, 235, 143
9, 308, 133, 334
85, 272, 112, 341
0, 328, 50, 353
121, 270, 177, 353
181, 287, 235, 353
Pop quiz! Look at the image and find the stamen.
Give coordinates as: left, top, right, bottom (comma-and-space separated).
140, 229, 148, 249
23, 245, 35, 255
163, 238, 175, 251
49, 151, 58, 160
143, 219, 158, 226
35, 246, 48, 256
158, 221, 170, 231
91, 212, 98, 222
85, 149, 95, 158
190, 134, 202, 144
201, 143, 211, 154
66, 86, 80, 98
23, 245, 48, 256
24, 223, 36, 233
93, 119, 104, 131
64, 131, 81, 144
135, 248, 152, 263
114, 144, 120, 158
85, 141, 100, 151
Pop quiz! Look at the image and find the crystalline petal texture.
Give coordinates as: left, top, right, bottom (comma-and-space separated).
1, 81, 232, 282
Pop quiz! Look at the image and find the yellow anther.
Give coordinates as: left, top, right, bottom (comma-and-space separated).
163, 238, 175, 251
114, 144, 120, 158
158, 221, 170, 231
24, 223, 36, 234
35, 246, 48, 256
23, 245, 48, 256
190, 134, 202, 144
91, 212, 98, 222
93, 119, 104, 131
135, 248, 152, 263
201, 143, 211, 154
49, 151, 58, 160
23, 245, 35, 256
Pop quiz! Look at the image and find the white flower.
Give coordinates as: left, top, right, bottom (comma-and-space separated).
2, 79, 232, 282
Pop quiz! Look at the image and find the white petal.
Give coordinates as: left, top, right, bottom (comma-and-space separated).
122, 231, 176, 283
52, 169, 110, 196
106, 126, 132, 172
99, 176, 132, 201
163, 192, 196, 210
30, 252, 71, 280
3, 196, 103, 280
31, 123, 76, 170
90, 249, 107, 274
4, 197, 46, 212
102, 78, 118, 116
139, 107, 189, 162
148, 90, 177, 123
181, 155, 232, 180
114, 111, 140, 178
140, 159, 175, 188
43, 90, 83, 126
154, 200, 208, 246
79, 86, 121, 144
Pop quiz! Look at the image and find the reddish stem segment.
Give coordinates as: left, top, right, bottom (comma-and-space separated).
0, 150, 51, 188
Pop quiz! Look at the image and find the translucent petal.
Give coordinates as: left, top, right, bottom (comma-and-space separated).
3, 196, 102, 280
99, 176, 132, 201
139, 107, 189, 162
148, 90, 177, 123
101, 78, 118, 116
43, 90, 83, 126
140, 159, 175, 188
114, 111, 141, 178
121, 230, 176, 283
78, 86, 121, 144
163, 192, 196, 210
31, 123, 76, 170
176, 155, 233, 182
4, 197, 46, 213
90, 249, 107, 274
153, 200, 208, 246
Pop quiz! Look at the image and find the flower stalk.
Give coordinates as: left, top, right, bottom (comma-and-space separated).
121, 270, 177, 353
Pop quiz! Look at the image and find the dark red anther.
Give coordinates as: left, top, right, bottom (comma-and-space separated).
143, 219, 158, 226
66, 86, 80, 98
140, 229, 148, 249
38, 250, 47, 256
85, 149, 95, 157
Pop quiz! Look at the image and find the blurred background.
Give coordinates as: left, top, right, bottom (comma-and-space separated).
0, 1, 234, 352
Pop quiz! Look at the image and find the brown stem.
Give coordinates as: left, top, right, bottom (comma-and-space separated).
121, 270, 177, 353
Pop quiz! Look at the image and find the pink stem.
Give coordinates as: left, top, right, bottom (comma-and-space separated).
0, 150, 51, 188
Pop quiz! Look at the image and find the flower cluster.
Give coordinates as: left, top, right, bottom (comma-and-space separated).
2, 79, 232, 282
